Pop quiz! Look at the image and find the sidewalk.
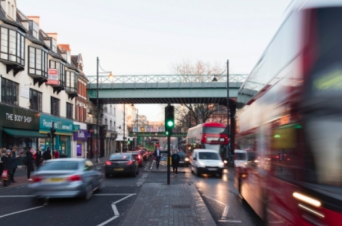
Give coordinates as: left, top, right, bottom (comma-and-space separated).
121, 183, 216, 226
150, 160, 190, 173
0, 156, 108, 189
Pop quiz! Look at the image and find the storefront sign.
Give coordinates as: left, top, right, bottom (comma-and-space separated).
77, 144, 82, 156
73, 129, 91, 141
39, 113, 73, 135
73, 125, 80, 131
0, 103, 39, 130
46, 69, 59, 85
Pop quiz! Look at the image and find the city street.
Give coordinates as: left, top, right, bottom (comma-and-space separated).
0, 159, 263, 226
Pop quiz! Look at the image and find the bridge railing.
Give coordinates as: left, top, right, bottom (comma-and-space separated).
86, 74, 247, 84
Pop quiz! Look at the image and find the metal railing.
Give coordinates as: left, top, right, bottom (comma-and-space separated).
86, 74, 248, 84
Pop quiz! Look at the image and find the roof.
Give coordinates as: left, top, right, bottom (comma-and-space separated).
0, 7, 26, 32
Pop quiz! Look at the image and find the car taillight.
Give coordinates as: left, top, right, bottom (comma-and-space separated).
105, 161, 112, 165
126, 160, 133, 165
67, 175, 82, 181
32, 176, 42, 183
138, 155, 141, 159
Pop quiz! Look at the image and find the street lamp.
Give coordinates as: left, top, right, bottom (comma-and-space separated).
96, 57, 113, 163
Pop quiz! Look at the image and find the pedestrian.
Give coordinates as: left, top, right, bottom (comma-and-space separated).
171, 150, 180, 176
10, 146, 19, 183
43, 147, 52, 161
1, 149, 13, 187
153, 146, 161, 169
0, 146, 6, 184
53, 149, 59, 159
35, 147, 43, 169
25, 148, 35, 181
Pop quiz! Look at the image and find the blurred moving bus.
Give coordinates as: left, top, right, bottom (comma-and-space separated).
235, 1, 342, 225
185, 122, 229, 159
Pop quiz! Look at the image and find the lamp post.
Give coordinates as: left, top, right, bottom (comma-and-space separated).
226, 59, 230, 157
96, 57, 112, 163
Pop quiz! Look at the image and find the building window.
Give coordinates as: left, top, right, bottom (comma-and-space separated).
105, 118, 108, 127
65, 70, 78, 93
51, 97, 59, 116
28, 46, 48, 78
50, 60, 65, 86
66, 103, 73, 119
29, 89, 42, 111
110, 120, 112, 130
0, 26, 25, 65
1, 78, 18, 105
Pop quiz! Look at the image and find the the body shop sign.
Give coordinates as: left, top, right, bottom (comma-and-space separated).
46, 69, 59, 85
39, 113, 73, 135
0, 103, 39, 130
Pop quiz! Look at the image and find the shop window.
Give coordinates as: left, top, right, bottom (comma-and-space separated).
66, 103, 73, 119
1, 77, 18, 105
29, 89, 42, 111
0, 26, 25, 65
51, 97, 60, 116
28, 46, 48, 78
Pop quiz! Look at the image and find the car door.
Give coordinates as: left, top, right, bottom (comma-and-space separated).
191, 151, 197, 172
83, 160, 100, 188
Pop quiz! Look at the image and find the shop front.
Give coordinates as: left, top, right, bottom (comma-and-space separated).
39, 113, 73, 157
73, 128, 90, 158
0, 103, 44, 153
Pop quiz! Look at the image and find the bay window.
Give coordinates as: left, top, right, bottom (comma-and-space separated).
28, 46, 48, 78
49, 60, 65, 87
65, 70, 78, 93
0, 26, 25, 65
29, 89, 42, 111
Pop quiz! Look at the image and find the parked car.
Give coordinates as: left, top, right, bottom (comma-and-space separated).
177, 151, 189, 167
105, 153, 139, 177
190, 149, 224, 177
28, 159, 103, 201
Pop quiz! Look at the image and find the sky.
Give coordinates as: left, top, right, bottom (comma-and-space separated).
17, 0, 292, 121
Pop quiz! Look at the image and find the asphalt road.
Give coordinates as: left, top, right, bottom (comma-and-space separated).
0, 160, 263, 226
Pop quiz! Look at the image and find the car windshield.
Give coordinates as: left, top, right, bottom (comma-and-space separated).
235, 153, 247, 160
39, 161, 79, 171
110, 154, 131, 160
198, 152, 219, 160
204, 127, 227, 134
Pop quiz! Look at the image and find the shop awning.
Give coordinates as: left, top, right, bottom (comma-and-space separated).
3, 128, 47, 138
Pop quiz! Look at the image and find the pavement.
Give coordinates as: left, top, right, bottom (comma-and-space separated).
0, 156, 108, 189
121, 162, 216, 226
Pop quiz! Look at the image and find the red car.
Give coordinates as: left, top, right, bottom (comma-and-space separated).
132, 151, 143, 167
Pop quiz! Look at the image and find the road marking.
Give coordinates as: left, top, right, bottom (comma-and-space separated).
0, 206, 44, 219
94, 193, 137, 196
221, 205, 229, 219
0, 195, 35, 198
136, 173, 148, 186
202, 195, 226, 205
218, 220, 242, 223
97, 193, 136, 226
150, 161, 155, 170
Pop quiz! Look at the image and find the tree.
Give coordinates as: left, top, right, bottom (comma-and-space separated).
173, 60, 226, 127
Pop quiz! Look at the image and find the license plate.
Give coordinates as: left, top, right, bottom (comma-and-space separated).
47, 178, 65, 182
208, 168, 217, 171
114, 168, 124, 171
179, 161, 184, 163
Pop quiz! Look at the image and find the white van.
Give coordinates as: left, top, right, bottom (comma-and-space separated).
190, 149, 224, 177
234, 149, 248, 167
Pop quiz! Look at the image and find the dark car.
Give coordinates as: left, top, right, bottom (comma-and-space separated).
132, 151, 144, 167
177, 151, 190, 167
105, 153, 139, 178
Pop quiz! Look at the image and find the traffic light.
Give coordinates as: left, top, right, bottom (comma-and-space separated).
165, 105, 174, 136
127, 138, 131, 144
51, 121, 56, 138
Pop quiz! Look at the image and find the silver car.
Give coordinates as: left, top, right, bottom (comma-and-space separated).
28, 159, 103, 201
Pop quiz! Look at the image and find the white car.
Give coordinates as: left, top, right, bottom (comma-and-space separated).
190, 149, 224, 177
234, 149, 248, 168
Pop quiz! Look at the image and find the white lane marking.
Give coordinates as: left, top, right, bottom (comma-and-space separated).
150, 161, 155, 170
94, 193, 137, 196
0, 206, 44, 219
221, 205, 229, 219
218, 220, 242, 223
0, 195, 35, 198
97, 193, 136, 226
202, 195, 226, 205
136, 173, 148, 186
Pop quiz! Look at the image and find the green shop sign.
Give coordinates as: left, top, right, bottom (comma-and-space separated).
0, 103, 40, 130
39, 113, 74, 135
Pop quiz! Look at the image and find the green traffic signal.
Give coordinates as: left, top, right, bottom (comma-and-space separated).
165, 131, 169, 136
166, 120, 174, 128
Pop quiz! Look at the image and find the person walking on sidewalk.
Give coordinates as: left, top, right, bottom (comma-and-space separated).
43, 147, 52, 161
25, 148, 35, 181
154, 146, 161, 169
2, 150, 13, 187
10, 146, 19, 183
0, 146, 5, 184
171, 150, 180, 176
53, 149, 59, 159
34, 147, 43, 169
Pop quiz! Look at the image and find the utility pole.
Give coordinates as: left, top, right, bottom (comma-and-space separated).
227, 59, 230, 157
96, 57, 100, 163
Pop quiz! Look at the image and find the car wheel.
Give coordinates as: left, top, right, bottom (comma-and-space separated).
105, 173, 110, 178
84, 184, 93, 201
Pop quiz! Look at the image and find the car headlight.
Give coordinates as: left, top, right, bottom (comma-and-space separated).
198, 161, 205, 166
185, 157, 189, 162
223, 160, 227, 164
218, 162, 224, 167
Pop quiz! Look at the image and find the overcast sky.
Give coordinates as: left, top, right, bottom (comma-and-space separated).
18, 0, 292, 121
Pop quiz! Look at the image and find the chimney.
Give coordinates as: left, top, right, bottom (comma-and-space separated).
27, 16, 40, 26
46, 33, 58, 42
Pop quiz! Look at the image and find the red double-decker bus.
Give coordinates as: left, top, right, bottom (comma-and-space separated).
235, 1, 342, 225
185, 122, 229, 158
